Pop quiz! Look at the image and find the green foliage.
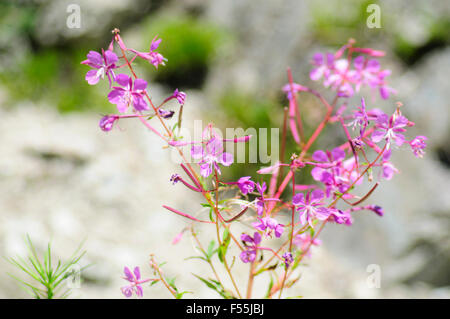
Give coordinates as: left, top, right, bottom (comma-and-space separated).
0, 48, 114, 113
192, 274, 234, 299
140, 14, 229, 88
6, 235, 87, 299
218, 228, 231, 263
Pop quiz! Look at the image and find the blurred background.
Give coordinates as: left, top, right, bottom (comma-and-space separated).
0, 0, 449, 298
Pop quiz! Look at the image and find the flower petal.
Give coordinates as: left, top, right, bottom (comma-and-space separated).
104, 50, 118, 65
87, 51, 103, 65
115, 73, 131, 87
219, 152, 233, 166
292, 193, 304, 206
85, 70, 100, 85
134, 78, 148, 91
312, 150, 328, 162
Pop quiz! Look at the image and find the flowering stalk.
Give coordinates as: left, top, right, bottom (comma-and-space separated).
84, 32, 426, 299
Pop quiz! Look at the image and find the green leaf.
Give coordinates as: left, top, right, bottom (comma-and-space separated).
192, 274, 233, 299
265, 274, 274, 298
218, 229, 231, 263
176, 291, 192, 299
206, 240, 216, 260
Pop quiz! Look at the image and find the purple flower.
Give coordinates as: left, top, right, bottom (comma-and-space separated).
170, 174, 181, 185
328, 209, 353, 225
292, 189, 331, 227
309, 52, 357, 97
191, 137, 233, 177
158, 108, 175, 119
129, 36, 167, 69
108, 74, 148, 113
347, 98, 369, 134
352, 56, 395, 99
409, 136, 427, 158
309, 53, 335, 82
282, 252, 293, 268
81, 49, 118, 86
367, 205, 384, 216
252, 217, 284, 238
309, 49, 395, 100
311, 148, 351, 197
237, 176, 256, 195
371, 113, 408, 149
173, 89, 186, 105
99, 115, 118, 132
121, 266, 150, 298
240, 232, 261, 263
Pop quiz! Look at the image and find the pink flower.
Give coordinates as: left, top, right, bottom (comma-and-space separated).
99, 115, 118, 132
240, 232, 261, 263
172, 89, 186, 105
237, 176, 256, 195
81, 49, 118, 86
409, 136, 427, 158
158, 108, 175, 119
108, 74, 148, 113
310, 148, 354, 197
309, 47, 395, 100
347, 98, 369, 134
309, 53, 335, 82
129, 36, 167, 69
282, 252, 293, 268
162, 88, 186, 106
371, 113, 408, 149
328, 208, 353, 225
292, 189, 331, 227
252, 217, 284, 238
191, 137, 233, 177
121, 266, 151, 298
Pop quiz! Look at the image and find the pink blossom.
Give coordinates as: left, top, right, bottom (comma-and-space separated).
310, 148, 354, 197
282, 252, 293, 268
252, 217, 284, 238
371, 113, 408, 148
328, 208, 353, 225
99, 115, 118, 132
121, 266, 151, 298
81, 49, 118, 86
191, 137, 233, 177
129, 36, 167, 69
158, 108, 175, 119
347, 98, 369, 134
409, 136, 427, 158
292, 189, 331, 227
240, 232, 261, 263
108, 74, 148, 113
237, 176, 256, 195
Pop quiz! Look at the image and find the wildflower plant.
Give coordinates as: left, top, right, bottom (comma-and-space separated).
84, 31, 426, 298
6, 235, 87, 299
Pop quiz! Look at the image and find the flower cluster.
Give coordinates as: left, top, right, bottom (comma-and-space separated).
309, 40, 395, 99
